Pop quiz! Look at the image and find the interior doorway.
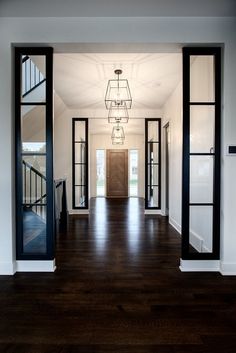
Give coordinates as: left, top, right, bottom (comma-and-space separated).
13, 44, 221, 270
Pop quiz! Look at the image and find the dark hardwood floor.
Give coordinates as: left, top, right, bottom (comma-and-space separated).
1, 197, 236, 352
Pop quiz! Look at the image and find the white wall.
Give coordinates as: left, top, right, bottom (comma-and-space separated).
0, 15, 235, 274
90, 133, 145, 199
162, 81, 183, 231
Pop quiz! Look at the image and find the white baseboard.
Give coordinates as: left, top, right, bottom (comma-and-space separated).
169, 217, 181, 234
15, 259, 56, 272
69, 209, 89, 215
220, 262, 236, 275
180, 259, 220, 272
144, 209, 163, 215
0, 261, 16, 275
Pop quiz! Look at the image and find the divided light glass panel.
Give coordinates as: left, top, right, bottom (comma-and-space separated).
147, 186, 159, 207
21, 105, 46, 153
21, 55, 46, 103
190, 55, 215, 103
75, 120, 86, 142
75, 143, 86, 164
73, 119, 88, 208
75, 186, 86, 208
187, 53, 216, 255
75, 164, 86, 186
190, 105, 215, 154
146, 120, 160, 209
148, 143, 159, 163
20, 54, 47, 255
189, 206, 213, 253
190, 156, 213, 204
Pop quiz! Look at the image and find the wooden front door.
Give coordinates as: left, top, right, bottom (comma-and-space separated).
106, 149, 128, 197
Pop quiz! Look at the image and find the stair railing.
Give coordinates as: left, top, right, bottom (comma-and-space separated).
22, 160, 68, 227
22, 159, 47, 219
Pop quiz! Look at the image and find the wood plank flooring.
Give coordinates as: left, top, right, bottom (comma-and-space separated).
0, 197, 236, 352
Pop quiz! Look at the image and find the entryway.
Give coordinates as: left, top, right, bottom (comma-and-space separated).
14, 45, 221, 272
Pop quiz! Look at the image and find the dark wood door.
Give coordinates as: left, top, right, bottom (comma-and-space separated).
106, 149, 128, 197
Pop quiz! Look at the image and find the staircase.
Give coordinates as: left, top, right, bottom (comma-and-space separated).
22, 160, 68, 253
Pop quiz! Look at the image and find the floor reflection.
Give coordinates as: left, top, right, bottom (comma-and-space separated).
93, 198, 108, 254
57, 197, 181, 270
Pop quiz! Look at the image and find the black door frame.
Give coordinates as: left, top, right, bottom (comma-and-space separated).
182, 47, 221, 260
15, 47, 54, 260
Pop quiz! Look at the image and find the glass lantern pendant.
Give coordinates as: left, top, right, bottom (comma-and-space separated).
108, 100, 129, 124
105, 69, 132, 109
111, 123, 125, 145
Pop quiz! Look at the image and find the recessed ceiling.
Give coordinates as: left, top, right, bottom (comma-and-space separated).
54, 53, 182, 112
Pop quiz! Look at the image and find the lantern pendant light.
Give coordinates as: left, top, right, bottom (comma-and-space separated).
105, 69, 132, 109
111, 122, 125, 145
108, 100, 129, 124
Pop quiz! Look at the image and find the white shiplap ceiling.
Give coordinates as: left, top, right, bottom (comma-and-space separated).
54, 53, 182, 111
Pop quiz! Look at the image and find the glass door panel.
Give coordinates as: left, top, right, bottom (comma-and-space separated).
182, 47, 221, 259
72, 118, 88, 209
15, 47, 54, 259
190, 105, 215, 153
190, 55, 215, 103
145, 119, 161, 209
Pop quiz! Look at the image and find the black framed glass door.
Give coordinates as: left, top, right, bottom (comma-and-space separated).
145, 118, 161, 209
182, 47, 221, 260
72, 118, 88, 209
15, 47, 54, 260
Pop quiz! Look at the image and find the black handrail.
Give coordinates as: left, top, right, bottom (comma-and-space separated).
22, 159, 46, 219
23, 160, 46, 180
22, 160, 68, 229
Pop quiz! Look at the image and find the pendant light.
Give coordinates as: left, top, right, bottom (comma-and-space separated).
108, 100, 129, 124
105, 69, 132, 109
111, 122, 125, 145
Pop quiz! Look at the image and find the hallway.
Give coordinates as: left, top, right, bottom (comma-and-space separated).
0, 198, 236, 352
